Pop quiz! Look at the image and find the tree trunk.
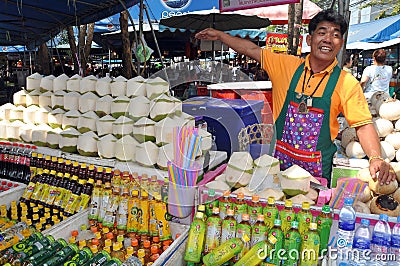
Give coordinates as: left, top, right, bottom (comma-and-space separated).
67, 26, 79, 74
79, 25, 87, 76
120, 10, 133, 78
38, 43, 50, 75
84, 23, 95, 71
287, 4, 295, 55
292, 0, 304, 56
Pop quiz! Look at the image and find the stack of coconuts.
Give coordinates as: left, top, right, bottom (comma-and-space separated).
205, 151, 321, 205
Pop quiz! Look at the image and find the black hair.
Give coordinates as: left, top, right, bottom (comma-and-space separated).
308, 9, 348, 36
344, 53, 353, 65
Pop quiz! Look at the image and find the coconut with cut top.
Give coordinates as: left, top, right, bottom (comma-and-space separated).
53, 74, 69, 92
35, 107, 51, 125
6, 120, 25, 141
46, 128, 62, 149
110, 76, 127, 97
64, 91, 81, 111
9, 105, 25, 122
77, 111, 99, 133
80, 75, 97, 94
23, 105, 39, 125
136, 141, 159, 167
38, 91, 53, 108
66, 74, 82, 92
62, 110, 81, 129
132, 117, 156, 143
96, 115, 115, 137
59, 128, 81, 153
26, 73, 42, 92
115, 135, 139, 161
13, 90, 28, 107
95, 95, 113, 117
48, 108, 65, 129
19, 123, 34, 143
95, 76, 112, 96
25, 89, 41, 106
111, 96, 130, 119
145, 77, 169, 99
225, 151, 254, 188
39, 75, 55, 92
280, 165, 312, 196
51, 90, 66, 110
97, 134, 117, 159
127, 96, 150, 121
31, 124, 52, 147
79, 92, 99, 113
112, 115, 134, 138
127, 76, 146, 97
77, 131, 99, 157
149, 94, 177, 122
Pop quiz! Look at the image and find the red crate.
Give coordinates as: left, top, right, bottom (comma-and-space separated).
239, 90, 273, 113
211, 89, 240, 99
197, 86, 209, 96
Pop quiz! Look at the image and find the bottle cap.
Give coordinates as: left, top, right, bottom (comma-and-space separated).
92, 238, 99, 246
11, 214, 18, 220
137, 249, 145, 258
309, 223, 318, 230
131, 238, 138, 247
360, 219, 370, 226
78, 179, 86, 185
89, 164, 95, 170
143, 240, 151, 248
65, 159, 71, 165
26, 219, 32, 226
274, 219, 282, 226
117, 235, 124, 243
237, 192, 244, 200
79, 240, 86, 247
227, 209, 234, 216
33, 207, 39, 213
212, 207, 220, 214
50, 170, 57, 175
151, 175, 158, 181
302, 202, 310, 210
51, 156, 57, 162
38, 153, 43, 158
223, 190, 231, 197
106, 232, 114, 240
72, 175, 78, 181
90, 226, 98, 233
102, 227, 110, 234
153, 236, 160, 243
32, 214, 39, 220
105, 168, 112, 173
105, 239, 112, 247
54, 219, 60, 225
113, 242, 120, 251
322, 205, 331, 214
153, 192, 161, 201
285, 199, 293, 208
241, 234, 250, 243
52, 215, 58, 222
58, 158, 64, 163
195, 212, 204, 220
151, 245, 158, 254
344, 197, 354, 205
208, 189, 215, 197
57, 172, 63, 178
45, 155, 51, 160
291, 220, 299, 229
132, 190, 139, 196
268, 235, 277, 244
80, 224, 87, 231
141, 191, 149, 198
97, 166, 103, 172
45, 224, 51, 230
257, 214, 265, 221
73, 161, 79, 167
90, 245, 98, 254
126, 246, 134, 255
44, 212, 50, 218
35, 223, 42, 231
53, 209, 59, 214
197, 204, 205, 212
40, 217, 46, 223
30, 202, 36, 207
88, 178, 94, 184
71, 230, 79, 237
379, 214, 389, 222
252, 195, 260, 202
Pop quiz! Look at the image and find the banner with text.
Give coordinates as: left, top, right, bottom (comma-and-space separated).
266, 33, 303, 55
219, 0, 299, 12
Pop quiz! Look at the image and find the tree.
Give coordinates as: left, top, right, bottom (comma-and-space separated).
361, 0, 400, 18
287, 0, 304, 56
120, 10, 133, 79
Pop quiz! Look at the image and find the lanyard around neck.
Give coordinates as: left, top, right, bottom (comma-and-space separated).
301, 68, 329, 98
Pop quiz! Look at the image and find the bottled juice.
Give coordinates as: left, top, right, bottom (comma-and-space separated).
218, 191, 232, 220
202, 234, 250, 266
282, 221, 302, 266
94, 167, 104, 183
184, 212, 206, 263
111, 242, 125, 261
235, 213, 252, 262
153, 193, 171, 241
76, 178, 94, 213
20, 171, 41, 204
140, 174, 149, 193
116, 187, 129, 233
150, 245, 159, 262
280, 199, 296, 233
299, 223, 320, 266
233, 193, 247, 223
205, 189, 219, 217
64, 177, 85, 217
125, 246, 134, 260
137, 249, 146, 265
233, 235, 277, 266
85, 250, 111, 265
112, 169, 121, 189
138, 191, 150, 238
53, 173, 69, 212
127, 190, 140, 238
204, 207, 222, 254
63, 246, 93, 265
102, 257, 122, 266
149, 175, 161, 197
143, 240, 151, 262
45, 172, 63, 207
248, 195, 262, 226
21, 239, 67, 266
41, 243, 79, 266
221, 209, 237, 244
148, 195, 158, 237
98, 182, 112, 225
197, 205, 206, 221
0, 232, 42, 264
262, 197, 278, 231
160, 177, 169, 204
9, 235, 55, 264
315, 204, 332, 255
103, 168, 113, 184
251, 214, 268, 247
268, 219, 284, 265
297, 202, 313, 236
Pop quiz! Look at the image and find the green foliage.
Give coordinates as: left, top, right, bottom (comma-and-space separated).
361, 0, 400, 19
311, 0, 332, 10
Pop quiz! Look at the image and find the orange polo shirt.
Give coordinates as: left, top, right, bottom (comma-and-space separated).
260, 48, 372, 140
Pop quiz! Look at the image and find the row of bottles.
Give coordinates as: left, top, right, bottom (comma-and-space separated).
0, 218, 35, 252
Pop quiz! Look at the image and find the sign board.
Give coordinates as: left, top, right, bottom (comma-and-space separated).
219, 0, 299, 12
266, 33, 303, 55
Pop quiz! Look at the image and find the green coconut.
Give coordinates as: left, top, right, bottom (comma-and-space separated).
280, 165, 312, 196
132, 117, 156, 143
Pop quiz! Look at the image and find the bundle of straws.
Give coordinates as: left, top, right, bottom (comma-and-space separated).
167, 126, 202, 187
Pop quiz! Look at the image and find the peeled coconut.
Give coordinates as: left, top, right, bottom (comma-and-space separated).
59, 128, 81, 153
77, 131, 99, 157
378, 99, 400, 121
51, 90, 66, 110
112, 115, 134, 138
32, 124, 52, 146
354, 201, 371, 214
96, 115, 115, 137
96, 95, 113, 117
356, 168, 374, 182
23, 105, 39, 125
258, 188, 285, 201
380, 141, 396, 161
80, 75, 97, 94
198, 129, 212, 152
346, 141, 366, 159
95, 76, 112, 96
385, 132, 400, 150
64, 91, 81, 111
53, 74, 69, 92
39, 75, 55, 92
111, 96, 129, 118
127, 76, 146, 97
62, 110, 81, 129
1, 103, 15, 121
135, 141, 159, 167
77, 111, 98, 133
13, 90, 27, 106
38, 91, 53, 108
369, 178, 398, 195
25, 89, 40, 106
97, 134, 117, 159
110, 76, 127, 97
359, 186, 373, 203
79, 92, 99, 113
280, 165, 312, 196
305, 188, 319, 201
254, 154, 280, 174
46, 128, 62, 149
373, 118, 394, 138
48, 108, 65, 129
19, 123, 34, 143
6, 120, 25, 141
225, 152, 253, 188
149, 94, 176, 122
289, 194, 315, 205
9, 105, 25, 122
155, 117, 178, 146
127, 96, 150, 121
174, 112, 195, 128
35, 107, 51, 125
132, 117, 156, 143
26, 73, 42, 92
115, 135, 139, 161
145, 77, 169, 99
157, 143, 174, 170
206, 180, 230, 192
66, 74, 82, 92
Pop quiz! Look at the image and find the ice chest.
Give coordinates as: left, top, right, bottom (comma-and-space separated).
183, 96, 264, 156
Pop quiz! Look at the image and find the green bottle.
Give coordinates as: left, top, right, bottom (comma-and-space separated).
233, 193, 247, 223
315, 205, 332, 256
42, 243, 79, 266
220, 209, 237, 244
268, 219, 284, 265
21, 239, 67, 266
102, 258, 122, 266
251, 214, 267, 247
234, 235, 277, 266
280, 199, 296, 233
83, 250, 111, 266
299, 223, 320, 266
10, 235, 55, 264
205, 189, 219, 217
282, 221, 302, 266
184, 212, 206, 263
203, 234, 250, 266
218, 191, 232, 220
297, 202, 313, 236
234, 213, 252, 262
248, 195, 262, 225
63, 246, 93, 266
0, 232, 42, 264
204, 207, 222, 254
262, 197, 278, 231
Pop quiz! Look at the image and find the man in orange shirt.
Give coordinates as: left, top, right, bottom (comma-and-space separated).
196, 10, 395, 185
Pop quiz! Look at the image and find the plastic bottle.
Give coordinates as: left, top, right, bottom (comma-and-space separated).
371, 214, 391, 257
138, 191, 150, 238
41, 243, 79, 266
233, 235, 277, 266
111, 242, 125, 261
184, 212, 206, 263
116, 187, 129, 234
21, 239, 67, 266
221, 209, 237, 244
84, 250, 111, 265
352, 218, 371, 265
127, 189, 140, 238
251, 214, 268, 247
235, 213, 252, 262
316, 204, 332, 256
248, 195, 262, 226
98, 182, 112, 226
204, 207, 222, 254
297, 202, 313, 236
299, 222, 320, 266
63, 246, 93, 265
205, 189, 219, 217
391, 216, 400, 256
336, 197, 356, 263
268, 219, 284, 265
233, 193, 247, 224
121, 256, 142, 266
153, 193, 171, 241
282, 220, 302, 266
280, 199, 296, 234
218, 191, 232, 220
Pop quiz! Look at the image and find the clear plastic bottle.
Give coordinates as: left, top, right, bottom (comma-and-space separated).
391, 216, 400, 256
371, 214, 391, 258
336, 197, 356, 263
352, 218, 371, 265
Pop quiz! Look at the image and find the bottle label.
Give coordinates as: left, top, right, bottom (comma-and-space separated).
338, 220, 355, 231
316, 217, 332, 252
248, 205, 262, 225
204, 216, 222, 253
263, 206, 278, 230
22, 181, 36, 200
235, 223, 251, 260
234, 203, 247, 223
300, 232, 320, 265
283, 231, 301, 264
221, 219, 237, 243
280, 210, 296, 233
371, 232, 391, 247
45, 186, 59, 206
98, 191, 110, 223
298, 212, 313, 236
138, 200, 149, 234
154, 201, 171, 241
77, 194, 91, 213
54, 188, 66, 208
205, 201, 219, 217
251, 224, 268, 246
353, 236, 371, 250
149, 201, 158, 236
88, 188, 101, 220
392, 234, 400, 247
127, 198, 140, 233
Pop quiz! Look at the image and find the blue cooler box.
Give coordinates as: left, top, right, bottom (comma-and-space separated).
182, 96, 264, 156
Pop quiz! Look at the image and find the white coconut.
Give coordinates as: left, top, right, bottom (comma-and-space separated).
95, 95, 113, 117
171, 96, 182, 113
80, 75, 97, 94
64, 91, 81, 111
23, 105, 39, 125
46, 128, 62, 149
373, 118, 394, 138
77, 131, 98, 157
145, 77, 169, 99
25, 89, 40, 106
19, 123, 34, 143
59, 128, 81, 153
157, 143, 174, 170
127, 96, 150, 120
79, 92, 99, 113
115, 135, 139, 161
53, 74, 69, 92
346, 141, 366, 159
13, 90, 28, 106
378, 100, 400, 121
0, 121, 7, 139
381, 140, 396, 161
198, 128, 212, 152
35, 107, 51, 125
39, 75, 55, 92
395, 120, 400, 131
397, 150, 400, 162
385, 132, 400, 150
77, 111, 99, 133
254, 154, 280, 174
149, 94, 176, 122
62, 110, 81, 129
95, 76, 112, 96
127, 76, 146, 97
32, 124, 52, 146
155, 117, 178, 146
66, 74, 82, 92
173, 112, 195, 127
38, 91, 53, 108
96, 115, 116, 137
112, 115, 134, 138
225, 152, 254, 188
48, 108, 65, 129
110, 76, 127, 97
51, 90, 66, 110
0, 103, 15, 121
9, 105, 25, 122
132, 117, 156, 143
135, 141, 159, 167
280, 165, 312, 196
289, 194, 315, 205
258, 188, 285, 201
97, 134, 117, 159
206, 180, 231, 192
111, 96, 130, 118
6, 120, 25, 141
340, 127, 358, 149
26, 72, 42, 92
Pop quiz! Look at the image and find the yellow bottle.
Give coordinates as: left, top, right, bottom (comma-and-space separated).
233, 235, 277, 266
153, 193, 171, 241
138, 191, 150, 238
111, 242, 125, 261
184, 212, 206, 263
127, 189, 140, 239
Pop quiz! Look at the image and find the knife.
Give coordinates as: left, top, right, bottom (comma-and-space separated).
310, 181, 329, 191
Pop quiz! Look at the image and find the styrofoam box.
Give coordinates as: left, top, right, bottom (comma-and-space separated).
43, 209, 189, 265
0, 180, 26, 208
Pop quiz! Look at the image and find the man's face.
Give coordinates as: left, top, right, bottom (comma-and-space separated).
306, 21, 344, 65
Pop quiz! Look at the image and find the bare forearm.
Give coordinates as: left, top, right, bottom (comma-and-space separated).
218, 32, 261, 62
356, 123, 381, 158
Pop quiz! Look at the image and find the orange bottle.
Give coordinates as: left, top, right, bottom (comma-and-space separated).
150, 245, 159, 262
143, 240, 151, 262
131, 238, 139, 256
